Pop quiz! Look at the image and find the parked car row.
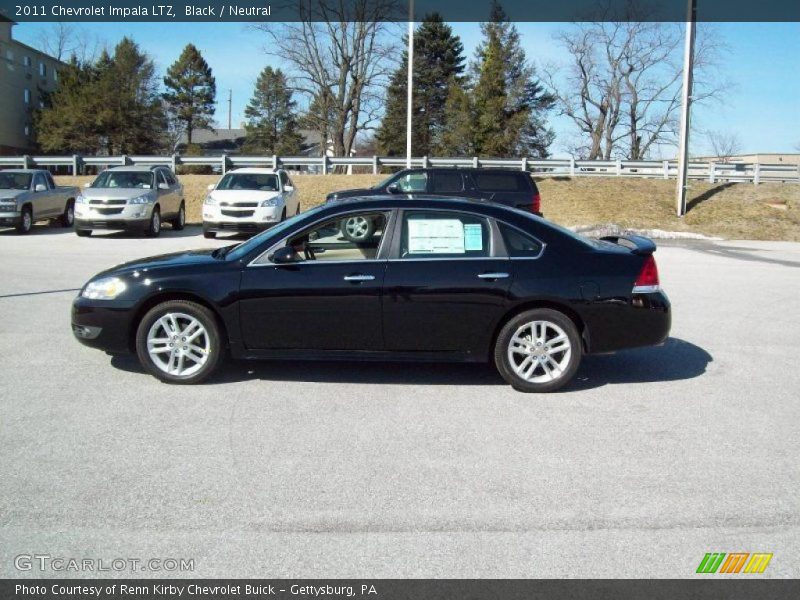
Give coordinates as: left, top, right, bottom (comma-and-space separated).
1, 167, 544, 239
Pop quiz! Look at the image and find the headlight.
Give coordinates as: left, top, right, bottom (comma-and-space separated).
75, 195, 88, 204
204, 195, 217, 205
81, 277, 127, 300
261, 197, 281, 207
129, 194, 154, 205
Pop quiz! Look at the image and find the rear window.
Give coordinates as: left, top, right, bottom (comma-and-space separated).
473, 172, 530, 192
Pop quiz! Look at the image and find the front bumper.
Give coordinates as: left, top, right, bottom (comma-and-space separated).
0, 211, 21, 226
202, 204, 283, 234
74, 202, 153, 230
71, 296, 137, 354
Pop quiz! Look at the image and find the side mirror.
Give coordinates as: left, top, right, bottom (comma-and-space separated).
270, 246, 301, 264
83, 182, 91, 188
34, 183, 47, 192
207, 183, 215, 191
158, 182, 169, 190
386, 183, 400, 194
284, 185, 294, 192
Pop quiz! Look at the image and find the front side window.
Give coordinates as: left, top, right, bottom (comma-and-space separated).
33, 173, 47, 190
44, 172, 56, 189
498, 222, 543, 257
91, 171, 154, 189
400, 211, 490, 259
394, 172, 428, 193
270, 212, 389, 264
217, 173, 279, 192
158, 171, 169, 187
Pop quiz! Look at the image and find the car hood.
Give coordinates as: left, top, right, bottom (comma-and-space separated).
0, 190, 25, 200
327, 188, 376, 200
81, 188, 155, 200
97, 248, 228, 278
209, 190, 281, 204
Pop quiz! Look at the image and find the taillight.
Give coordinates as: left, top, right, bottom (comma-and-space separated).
633, 255, 660, 293
532, 192, 541, 214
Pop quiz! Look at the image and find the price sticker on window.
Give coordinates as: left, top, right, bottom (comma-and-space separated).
408, 219, 465, 254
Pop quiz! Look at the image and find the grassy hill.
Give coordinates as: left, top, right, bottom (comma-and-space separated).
56, 174, 800, 241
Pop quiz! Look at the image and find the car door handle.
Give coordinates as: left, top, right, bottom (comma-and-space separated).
477, 272, 510, 279
343, 274, 375, 282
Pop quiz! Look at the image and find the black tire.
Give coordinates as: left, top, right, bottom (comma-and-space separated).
171, 202, 185, 230
203, 230, 216, 239
135, 300, 224, 384
340, 215, 376, 243
494, 308, 582, 393
61, 200, 75, 227
76, 229, 92, 237
16, 205, 33, 234
145, 207, 161, 237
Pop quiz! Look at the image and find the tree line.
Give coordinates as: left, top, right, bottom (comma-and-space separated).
33, 0, 726, 160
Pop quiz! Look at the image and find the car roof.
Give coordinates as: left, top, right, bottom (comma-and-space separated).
1, 169, 43, 174
226, 168, 279, 174
326, 194, 512, 214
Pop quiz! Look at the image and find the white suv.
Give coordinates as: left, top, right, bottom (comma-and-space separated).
202, 168, 299, 238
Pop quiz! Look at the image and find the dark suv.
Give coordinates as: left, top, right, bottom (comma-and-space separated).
326, 168, 542, 213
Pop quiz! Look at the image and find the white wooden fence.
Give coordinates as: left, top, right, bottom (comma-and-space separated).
1, 154, 798, 184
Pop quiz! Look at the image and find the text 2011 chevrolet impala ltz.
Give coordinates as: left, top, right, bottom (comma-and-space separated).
71, 197, 670, 392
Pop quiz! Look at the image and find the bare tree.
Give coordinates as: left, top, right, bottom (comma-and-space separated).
253, 0, 399, 158
546, 7, 728, 160
705, 130, 741, 162
35, 23, 102, 63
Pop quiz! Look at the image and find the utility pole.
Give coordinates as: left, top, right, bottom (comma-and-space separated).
227, 89, 232, 130
406, 0, 414, 169
675, 0, 697, 216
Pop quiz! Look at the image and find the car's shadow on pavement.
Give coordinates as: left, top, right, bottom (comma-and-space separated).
110, 337, 711, 391
82, 224, 206, 239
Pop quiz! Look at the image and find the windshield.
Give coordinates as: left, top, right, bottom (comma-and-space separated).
91, 171, 154, 189
0, 172, 32, 190
216, 173, 280, 192
226, 204, 329, 262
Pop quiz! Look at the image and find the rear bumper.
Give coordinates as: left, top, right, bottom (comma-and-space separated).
585, 290, 671, 354
71, 296, 136, 354
75, 218, 150, 231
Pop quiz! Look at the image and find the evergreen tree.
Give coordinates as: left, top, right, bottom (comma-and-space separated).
472, 1, 555, 157
377, 14, 465, 156
162, 44, 216, 145
437, 77, 474, 155
472, 25, 510, 156
243, 66, 303, 155
35, 38, 164, 154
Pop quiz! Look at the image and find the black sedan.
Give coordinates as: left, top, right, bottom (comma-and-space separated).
72, 196, 670, 392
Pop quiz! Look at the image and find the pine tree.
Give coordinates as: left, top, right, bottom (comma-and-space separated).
162, 44, 216, 145
472, 25, 509, 156
243, 67, 303, 155
377, 14, 466, 156
437, 78, 474, 156
472, 1, 555, 157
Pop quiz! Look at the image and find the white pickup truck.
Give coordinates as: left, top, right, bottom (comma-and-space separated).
0, 169, 79, 234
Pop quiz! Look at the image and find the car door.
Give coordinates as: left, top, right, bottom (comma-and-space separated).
165, 169, 183, 212
30, 172, 53, 219
43, 172, 63, 215
382, 209, 513, 356
238, 209, 394, 351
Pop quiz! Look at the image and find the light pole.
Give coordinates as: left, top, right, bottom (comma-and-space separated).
406, 0, 414, 169
675, 0, 697, 216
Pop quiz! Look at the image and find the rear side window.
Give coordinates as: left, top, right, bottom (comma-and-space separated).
400, 211, 490, 259
432, 172, 463, 193
498, 222, 543, 258
473, 172, 529, 192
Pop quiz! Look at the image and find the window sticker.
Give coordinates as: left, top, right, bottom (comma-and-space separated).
463, 223, 483, 251
408, 218, 465, 254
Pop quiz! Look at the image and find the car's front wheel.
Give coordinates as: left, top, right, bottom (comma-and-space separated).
494, 308, 582, 393
16, 206, 33, 234
145, 207, 161, 237
135, 300, 223, 384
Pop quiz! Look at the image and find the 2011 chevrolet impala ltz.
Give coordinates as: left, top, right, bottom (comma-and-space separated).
71, 196, 671, 392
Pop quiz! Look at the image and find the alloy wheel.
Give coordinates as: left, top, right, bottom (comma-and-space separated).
146, 312, 210, 377
507, 320, 572, 383
345, 216, 370, 240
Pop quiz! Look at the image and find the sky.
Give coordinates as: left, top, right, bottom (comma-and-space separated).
13, 20, 800, 158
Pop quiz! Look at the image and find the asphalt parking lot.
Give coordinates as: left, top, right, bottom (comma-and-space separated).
1, 224, 798, 578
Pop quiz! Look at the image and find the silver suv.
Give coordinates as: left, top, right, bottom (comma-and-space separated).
74, 166, 185, 237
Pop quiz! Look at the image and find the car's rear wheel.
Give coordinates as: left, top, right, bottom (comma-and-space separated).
171, 202, 185, 230
494, 308, 582, 393
145, 207, 161, 237
135, 300, 223, 384
16, 206, 33, 234
61, 200, 75, 227
340, 215, 375, 243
